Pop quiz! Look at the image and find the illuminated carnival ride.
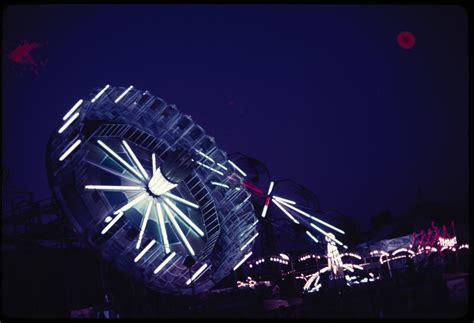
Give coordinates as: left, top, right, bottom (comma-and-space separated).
46, 85, 468, 296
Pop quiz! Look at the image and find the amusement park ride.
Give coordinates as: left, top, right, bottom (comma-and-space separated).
45, 84, 350, 295
0, 83, 451, 301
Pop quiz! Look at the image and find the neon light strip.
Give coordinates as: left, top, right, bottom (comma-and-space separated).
155, 202, 170, 254
85, 185, 144, 191
113, 192, 148, 215
267, 181, 275, 195
392, 248, 408, 256
154, 251, 176, 274
240, 181, 264, 194
134, 239, 156, 262
91, 84, 110, 103
261, 204, 269, 218
62, 99, 83, 120
136, 199, 153, 249
59, 139, 81, 161
306, 231, 319, 243
195, 150, 215, 163
122, 140, 149, 180
233, 251, 253, 271
216, 163, 228, 170
211, 181, 229, 188
228, 160, 247, 177
115, 85, 133, 103
152, 153, 157, 176
163, 203, 195, 256
163, 198, 205, 237
163, 192, 199, 209
273, 196, 296, 205
277, 199, 345, 235
186, 263, 209, 285
97, 140, 144, 180
58, 112, 80, 134
309, 223, 343, 246
101, 212, 124, 234
340, 253, 361, 260
272, 199, 300, 224
240, 232, 259, 251
195, 161, 224, 176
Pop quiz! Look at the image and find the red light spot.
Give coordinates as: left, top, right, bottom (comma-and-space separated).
8, 41, 48, 75
264, 196, 271, 206
397, 31, 415, 50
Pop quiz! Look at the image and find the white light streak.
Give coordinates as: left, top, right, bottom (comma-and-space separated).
164, 198, 204, 237
216, 163, 228, 170
85, 185, 144, 191
134, 239, 156, 262
186, 263, 209, 285
228, 160, 247, 177
154, 251, 176, 274
59, 139, 81, 161
240, 232, 259, 251
163, 203, 195, 256
273, 196, 296, 205
211, 181, 229, 189
91, 84, 110, 103
272, 199, 300, 224
122, 140, 149, 180
233, 251, 253, 271
277, 199, 345, 235
136, 199, 153, 249
163, 192, 199, 209
101, 211, 124, 234
195, 161, 224, 176
261, 204, 269, 218
392, 248, 408, 256
58, 112, 80, 134
306, 231, 319, 243
340, 253, 362, 260
310, 223, 343, 246
105, 216, 112, 223
155, 202, 170, 254
115, 85, 134, 103
267, 181, 275, 195
62, 99, 83, 120
113, 192, 148, 214
195, 149, 215, 163
97, 140, 144, 180
152, 153, 157, 175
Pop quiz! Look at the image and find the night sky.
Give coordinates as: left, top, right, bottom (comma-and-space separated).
2, 5, 468, 230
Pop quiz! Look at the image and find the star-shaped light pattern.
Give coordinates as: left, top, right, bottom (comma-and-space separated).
85, 139, 204, 259
211, 161, 349, 273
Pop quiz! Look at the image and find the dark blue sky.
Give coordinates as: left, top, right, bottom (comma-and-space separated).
2, 5, 468, 229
